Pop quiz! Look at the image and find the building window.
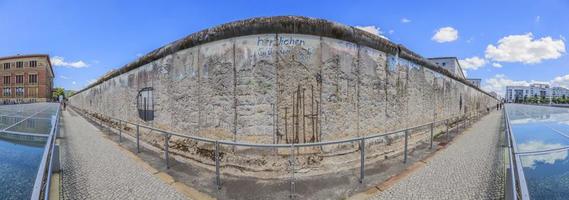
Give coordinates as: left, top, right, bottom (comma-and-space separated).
15, 87, 24, 96
15, 75, 23, 84
28, 87, 38, 97
3, 88, 10, 97
29, 60, 37, 67
16, 61, 23, 68
29, 74, 37, 84
3, 76, 10, 84
3, 63, 10, 70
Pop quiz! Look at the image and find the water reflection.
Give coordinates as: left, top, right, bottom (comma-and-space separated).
0, 137, 44, 199
520, 149, 569, 199
519, 142, 568, 169
6, 118, 52, 134
507, 104, 569, 199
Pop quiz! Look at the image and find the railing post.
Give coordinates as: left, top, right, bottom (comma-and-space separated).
359, 138, 365, 183
215, 141, 221, 190
118, 120, 122, 144
136, 124, 140, 153
429, 122, 434, 149
290, 144, 295, 199
403, 130, 408, 163
164, 133, 170, 169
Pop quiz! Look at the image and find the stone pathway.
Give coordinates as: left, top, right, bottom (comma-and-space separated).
59, 108, 188, 200
370, 111, 505, 200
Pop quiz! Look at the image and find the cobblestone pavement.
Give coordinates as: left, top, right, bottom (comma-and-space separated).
59, 109, 188, 200
371, 111, 505, 200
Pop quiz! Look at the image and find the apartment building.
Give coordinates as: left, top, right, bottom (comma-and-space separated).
505, 83, 569, 103
428, 57, 467, 79
0, 54, 54, 104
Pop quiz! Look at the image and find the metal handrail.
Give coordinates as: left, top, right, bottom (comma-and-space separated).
73, 104, 490, 197
97, 110, 468, 148
504, 104, 530, 199
30, 104, 61, 200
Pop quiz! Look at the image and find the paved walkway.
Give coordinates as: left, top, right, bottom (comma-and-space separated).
59, 109, 187, 200
370, 111, 505, 200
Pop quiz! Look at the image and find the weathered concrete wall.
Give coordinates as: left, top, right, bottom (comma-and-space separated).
69, 16, 498, 144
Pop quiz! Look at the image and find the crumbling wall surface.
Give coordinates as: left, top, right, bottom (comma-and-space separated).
69, 17, 499, 145
69, 35, 498, 144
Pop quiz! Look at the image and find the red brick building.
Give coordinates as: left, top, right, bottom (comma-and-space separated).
0, 54, 54, 104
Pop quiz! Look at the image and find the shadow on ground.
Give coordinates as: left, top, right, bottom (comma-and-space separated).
69, 107, 481, 200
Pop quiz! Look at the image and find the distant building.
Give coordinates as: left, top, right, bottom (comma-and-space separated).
0, 54, 54, 104
551, 86, 569, 99
466, 78, 481, 88
428, 57, 466, 79
504, 83, 569, 103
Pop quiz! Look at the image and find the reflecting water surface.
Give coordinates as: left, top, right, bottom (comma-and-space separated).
0, 137, 44, 200
508, 104, 569, 199
0, 103, 59, 200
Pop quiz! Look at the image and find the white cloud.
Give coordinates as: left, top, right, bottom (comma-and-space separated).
72, 81, 76, 85
492, 63, 503, 68
482, 74, 531, 96
483, 74, 569, 94
87, 79, 97, 85
401, 18, 411, 23
51, 56, 88, 68
388, 30, 395, 34
60, 75, 70, 79
535, 16, 541, 23
561, 35, 566, 42
485, 33, 566, 64
355, 25, 388, 40
519, 141, 568, 169
459, 56, 486, 70
432, 27, 458, 43
482, 74, 551, 96
551, 74, 569, 89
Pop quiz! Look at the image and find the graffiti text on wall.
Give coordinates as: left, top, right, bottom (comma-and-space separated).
255, 36, 314, 60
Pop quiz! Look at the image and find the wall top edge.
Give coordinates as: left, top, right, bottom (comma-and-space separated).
70, 16, 496, 100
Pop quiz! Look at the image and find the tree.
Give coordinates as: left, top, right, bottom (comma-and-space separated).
52, 87, 65, 99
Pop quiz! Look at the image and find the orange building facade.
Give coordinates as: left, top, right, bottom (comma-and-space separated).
0, 54, 54, 104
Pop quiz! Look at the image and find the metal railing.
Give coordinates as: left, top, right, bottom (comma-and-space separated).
504, 105, 530, 200
30, 104, 61, 200
73, 105, 490, 198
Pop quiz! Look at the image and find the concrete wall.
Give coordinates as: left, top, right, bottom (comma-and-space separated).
69, 17, 498, 144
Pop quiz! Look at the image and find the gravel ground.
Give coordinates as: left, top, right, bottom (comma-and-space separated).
371, 111, 505, 200
59, 109, 188, 200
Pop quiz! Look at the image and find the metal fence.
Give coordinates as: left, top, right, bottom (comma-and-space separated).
72, 105, 490, 198
30, 104, 61, 200
503, 105, 530, 200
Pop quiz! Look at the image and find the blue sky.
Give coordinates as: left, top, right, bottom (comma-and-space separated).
0, 0, 567, 96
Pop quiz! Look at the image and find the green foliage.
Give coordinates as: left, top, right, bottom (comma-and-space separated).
521, 96, 569, 104
52, 87, 65, 98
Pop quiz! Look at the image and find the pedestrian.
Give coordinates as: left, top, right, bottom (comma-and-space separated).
63, 99, 67, 111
